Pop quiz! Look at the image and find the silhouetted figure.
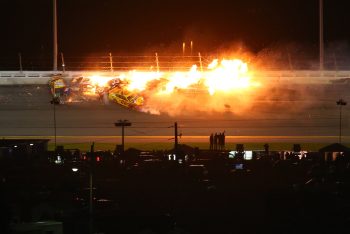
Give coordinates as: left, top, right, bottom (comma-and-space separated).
214, 133, 218, 150
236, 144, 244, 152
209, 134, 214, 150
218, 133, 222, 150
222, 131, 226, 150
264, 143, 269, 156
235, 144, 244, 160
293, 144, 301, 152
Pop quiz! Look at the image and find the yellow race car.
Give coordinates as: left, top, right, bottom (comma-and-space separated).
107, 86, 144, 109
49, 75, 68, 104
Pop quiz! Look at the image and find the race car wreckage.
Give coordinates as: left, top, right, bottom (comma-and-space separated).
48, 59, 260, 114
49, 75, 144, 109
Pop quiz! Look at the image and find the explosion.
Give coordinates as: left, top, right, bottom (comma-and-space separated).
73, 58, 261, 115
205, 59, 254, 95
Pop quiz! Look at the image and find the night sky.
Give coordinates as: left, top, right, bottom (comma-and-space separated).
1, 0, 350, 57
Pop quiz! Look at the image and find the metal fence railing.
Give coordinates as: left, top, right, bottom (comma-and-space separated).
1, 53, 350, 72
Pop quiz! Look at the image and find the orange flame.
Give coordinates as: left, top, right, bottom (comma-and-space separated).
79, 58, 261, 114
204, 59, 258, 95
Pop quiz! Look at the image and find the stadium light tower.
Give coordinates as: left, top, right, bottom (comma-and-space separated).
114, 120, 132, 153
336, 99, 347, 143
53, 0, 58, 71
319, 0, 324, 70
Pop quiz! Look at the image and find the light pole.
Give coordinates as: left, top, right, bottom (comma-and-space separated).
336, 99, 347, 143
174, 122, 178, 156
53, 0, 58, 71
319, 0, 324, 70
114, 120, 132, 153
89, 142, 94, 234
168, 122, 181, 159
50, 97, 60, 151
18, 53, 23, 73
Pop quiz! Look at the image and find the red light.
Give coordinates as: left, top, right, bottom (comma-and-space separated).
96, 156, 100, 162
83, 156, 87, 160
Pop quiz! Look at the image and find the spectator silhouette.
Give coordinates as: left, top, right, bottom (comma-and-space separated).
209, 134, 214, 150
264, 143, 269, 156
222, 131, 226, 150
214, 133, 218, 150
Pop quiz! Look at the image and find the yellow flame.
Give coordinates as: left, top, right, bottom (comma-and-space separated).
160, 65, 202, 94
124, 71, 163, 92
79, 58, 260, 106
88, 75, 111, 87
205, 59, 252, 95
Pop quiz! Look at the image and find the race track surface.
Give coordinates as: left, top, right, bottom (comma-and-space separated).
0, 84, 349, 143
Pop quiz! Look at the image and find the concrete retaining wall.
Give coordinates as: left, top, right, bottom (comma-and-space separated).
0, 71, 113, 85
0, 70, 350, 85
0, 77, 51, 85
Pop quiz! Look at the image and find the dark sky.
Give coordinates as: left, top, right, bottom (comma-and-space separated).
1, 0, 350, 57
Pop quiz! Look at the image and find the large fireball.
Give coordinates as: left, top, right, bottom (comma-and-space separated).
81, 58, 261, 115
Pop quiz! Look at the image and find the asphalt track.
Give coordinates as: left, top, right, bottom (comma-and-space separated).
0, 84, 349, 143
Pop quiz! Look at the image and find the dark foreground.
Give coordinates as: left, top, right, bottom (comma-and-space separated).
1, 149, 350, 234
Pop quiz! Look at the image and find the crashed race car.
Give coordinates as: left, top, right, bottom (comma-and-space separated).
106, 86, 144, 108
48, 75, 144, 109
48, 75, 69, 104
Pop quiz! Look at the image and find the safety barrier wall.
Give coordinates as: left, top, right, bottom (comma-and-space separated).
0, 70, 350, 85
